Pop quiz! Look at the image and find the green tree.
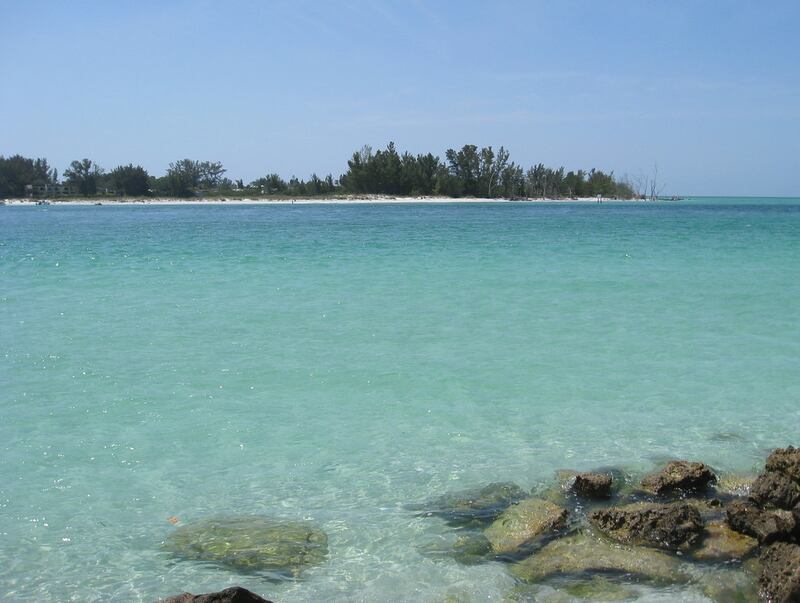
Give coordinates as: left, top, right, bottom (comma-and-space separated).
250, 173, 288, 194
445, 145, 480, 196
414, 153, 440, 195
166, 159, 201, 196
198, 161, 226, 189
64, 158, 103, 196
110, 164, 150, 196
0, 155, 37, 197
478, 146, 509, 197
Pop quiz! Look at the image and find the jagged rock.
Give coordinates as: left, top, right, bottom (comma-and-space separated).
690, 520, 758, 562
162, 516, 328, 578
640, 460, 717, 496
158, 587, 273, 603
484, 498, 568, 554
572, 472, 613, 499
588, 502, 704, 550
765, 446, 800, 483
758, 541, 800, 603
510, 532, 687, 584
750, 471, 800, 510
412, 482, 527, 526
726, 499, 797, 545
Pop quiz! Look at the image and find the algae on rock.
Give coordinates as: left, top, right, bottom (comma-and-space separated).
163, 516, 328, 578
510, 532, 687, 584
691, 520, 758, 562
484, 498, 568, 555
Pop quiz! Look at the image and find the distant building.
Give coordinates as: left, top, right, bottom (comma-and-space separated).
25, 183, 79, 197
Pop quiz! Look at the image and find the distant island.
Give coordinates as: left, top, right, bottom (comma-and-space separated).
0, 143, 659, 202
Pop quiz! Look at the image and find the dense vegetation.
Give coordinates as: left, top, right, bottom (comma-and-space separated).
0, 143, 637, 200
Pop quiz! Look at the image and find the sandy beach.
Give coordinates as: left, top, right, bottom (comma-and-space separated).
2, 195, 626, 206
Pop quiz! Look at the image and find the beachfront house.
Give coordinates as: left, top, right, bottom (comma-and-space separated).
25, 183, 79, 198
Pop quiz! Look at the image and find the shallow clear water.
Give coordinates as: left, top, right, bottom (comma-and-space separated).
1, 199, 799, 602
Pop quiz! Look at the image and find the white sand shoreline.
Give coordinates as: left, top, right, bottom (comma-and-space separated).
2, 195, 640, 206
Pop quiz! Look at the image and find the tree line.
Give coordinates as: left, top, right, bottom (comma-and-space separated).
0, 143, 637, 200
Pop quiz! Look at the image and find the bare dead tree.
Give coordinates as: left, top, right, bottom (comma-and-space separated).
633, 164, 665, 200
648, 163, 665, 200
633, 172, 649, 199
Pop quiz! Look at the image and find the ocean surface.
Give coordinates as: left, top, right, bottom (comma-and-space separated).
1, 198, 799, 602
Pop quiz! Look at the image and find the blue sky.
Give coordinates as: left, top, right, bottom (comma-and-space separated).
1, 0, 798, 195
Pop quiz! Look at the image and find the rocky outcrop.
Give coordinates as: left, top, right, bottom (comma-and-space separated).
412, 482, 527, 526
163, 516, 328, 578
571, 472, 613, 499
691, 520, 758, 561
158, 587, 273, 603
726, 499, 796, 545
510, 532, 687, 584
758, 541, 800, 603
765, 446, 800, 482
750, 471, 800, 510
414, 447, 799, 602
483, 498, 568, 555
725, 446, 800, 559
588, 502, 704, 550
640, 460, 717, 496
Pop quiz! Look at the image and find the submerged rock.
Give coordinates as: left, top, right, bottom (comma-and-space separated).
420, 533, 494, 566
698, 567, 759, 603
560, 576, 639, 601
506, 581, 637, 603
163, 516, 328, 578
639, 460, 717, 496
690, 520, 758, 562
449, 534, 493, 565
510, 532, 686, 584
750, 471, 800, 510
158, 587, 273, 603
686, 497, 724, 517
709, 431, 748, 443
715, 474, 756, 498
758, 541, 800, 603
588, 502, 704, 550
484, 498, 568, 555
537, 483, 570, 507
726, 499, 797, 545
413, 482, 527, 526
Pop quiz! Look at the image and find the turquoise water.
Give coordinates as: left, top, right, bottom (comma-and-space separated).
1, 199, 799, 602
